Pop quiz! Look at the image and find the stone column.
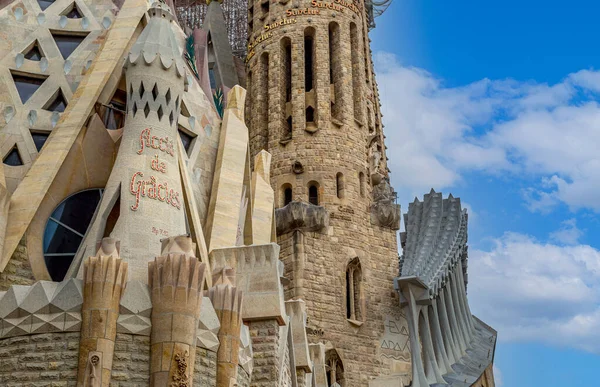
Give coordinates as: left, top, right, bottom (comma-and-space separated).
450, 268, 471, 346
148, 235, 206, 386
285, 300, 312, 387
438, 288, 461, 362
77, 238, 128, 387
209, 269, 244, 387
421, 306, 445, 384
308, 343, 328, 387
444, 279, 467, 355
457, 259, 475, 334
430, 301, 453, 371
405, 286, 428, 387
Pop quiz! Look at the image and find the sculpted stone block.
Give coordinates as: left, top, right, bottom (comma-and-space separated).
238, 324, 253, 374
308, 343, 328, 387
285, 300, 311, 372
275, 201, 329, 236
117, 280, 152, 335
251, 150, 275, 245
209, 243, 285, 324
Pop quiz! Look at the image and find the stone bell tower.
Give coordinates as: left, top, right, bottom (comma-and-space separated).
245, 0, 409, 384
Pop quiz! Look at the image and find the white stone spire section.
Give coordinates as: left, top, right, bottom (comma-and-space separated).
74, 0, 190, 282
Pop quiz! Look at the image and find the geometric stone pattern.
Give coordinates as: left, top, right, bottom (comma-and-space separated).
238, 323, 253, 375
117, 280, 152, 336
0, 279, 83, 338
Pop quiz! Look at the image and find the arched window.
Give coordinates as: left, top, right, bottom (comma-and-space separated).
346, 258, 362, 322
304, 28, 315, 92
336, 172, 345, 199
326, 349, 345, 387
282, 184, 293, 207
359, 172, 365, 197
308, 182, 319, 205
43, 189, 103, 281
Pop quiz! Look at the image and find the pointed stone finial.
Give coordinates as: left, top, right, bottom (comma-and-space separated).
226, 85, 246, 121
254, 150, 271, 183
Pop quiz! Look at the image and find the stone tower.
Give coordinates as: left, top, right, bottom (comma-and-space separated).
245, 0, 408, 384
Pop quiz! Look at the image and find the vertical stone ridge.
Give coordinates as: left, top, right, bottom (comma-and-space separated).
208, 274, 243, 387
77, 238, 128, 387
148, 235, 207, 386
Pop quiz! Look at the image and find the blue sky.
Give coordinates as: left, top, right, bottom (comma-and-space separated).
370, 1, 600, 385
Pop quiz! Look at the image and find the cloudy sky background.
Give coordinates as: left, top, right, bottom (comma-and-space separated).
370, 1, 600, 385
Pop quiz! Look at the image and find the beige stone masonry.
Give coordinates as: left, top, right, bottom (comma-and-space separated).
309, 343, 328, 387
205, 85, 249, 251
148, 235, 207, 386
0, 0, 148, 272
251, 150, 275, 245
209, 243, 286, 325
77, 238, 128, 387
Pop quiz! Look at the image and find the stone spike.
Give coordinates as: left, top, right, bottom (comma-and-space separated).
254, 150, 271, 183
226, 85, 246, 121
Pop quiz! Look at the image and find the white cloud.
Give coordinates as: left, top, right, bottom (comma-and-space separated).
549, 218, 584, 245
468, 232, 600, 353
375, 52, 600, 212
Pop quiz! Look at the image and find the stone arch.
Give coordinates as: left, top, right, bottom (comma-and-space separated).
307, 180, 319, 205
346, 257, 363, 323
325, 348, 345, 387
281, 183, 293, 207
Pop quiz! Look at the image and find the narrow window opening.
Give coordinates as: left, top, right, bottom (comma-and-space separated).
24, 42, 43, 61
304, 34, 314, 91
359, 172, 365, 197
350, 23, 363, 123
258, 53, 269, 151
328, 23, 342, 121
346, 258, 362, 322
52, 33, 86, 59
31, 131, 50, 152
284, 40, 292, 102
44, 89, 67, 113
157, 105, 164, 121
283, 116, 292, 140
152, 83, 159, 101
12, 72, 47, 103
305, 106, 314, 123
336, 172, 345, 199
284, 188, 292, 206
326, 350, 345, 387
308, 183, 319, 205
3, 147, 23, 166
103, 194, 120, 238
143, 102, 150, 118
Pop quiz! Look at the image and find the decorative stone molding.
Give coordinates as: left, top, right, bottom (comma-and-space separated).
117, 280, 152, 335
275, 201, 329, 236
77, 241, 128, 387
0, 278, 83, 337
208, 274, 244, 387
148, 236, 207, 386
370, 179, 400, 230
209, 243, 285, 324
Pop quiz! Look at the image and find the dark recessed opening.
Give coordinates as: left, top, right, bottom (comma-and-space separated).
52, 33, 86, 59
24, 43, 43, 61
3, 147, 23, 166
284, 187, 292, 206
178, 128, 195, 153
31, 131, 50, 152
306, 106, 315, 123
304, 35, 314, 91
12, 73, 47, 103
261, 0, 269, 14
309, 184, 319, 205
65, 4, 82, 18
44, 89, 67, 112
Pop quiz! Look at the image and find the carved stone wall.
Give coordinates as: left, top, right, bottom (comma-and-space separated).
0, 332, 80, 386
110, 333, 151, 385
0, 237, 34, 291
193, 347, 218, 387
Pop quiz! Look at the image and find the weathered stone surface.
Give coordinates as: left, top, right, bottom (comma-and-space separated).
275, 201, 329, 236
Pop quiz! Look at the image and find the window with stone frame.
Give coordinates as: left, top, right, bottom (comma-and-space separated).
346, 257, 363, 322
359, 172, 366, 197
325, 349, 345, 387
336, 172, 345, 199
281, 183, 293, 207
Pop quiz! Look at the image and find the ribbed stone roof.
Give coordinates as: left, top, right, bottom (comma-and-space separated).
400, 189, 468, 297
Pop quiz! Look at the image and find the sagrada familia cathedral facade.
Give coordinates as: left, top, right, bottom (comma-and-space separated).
0, 0, 497, 385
